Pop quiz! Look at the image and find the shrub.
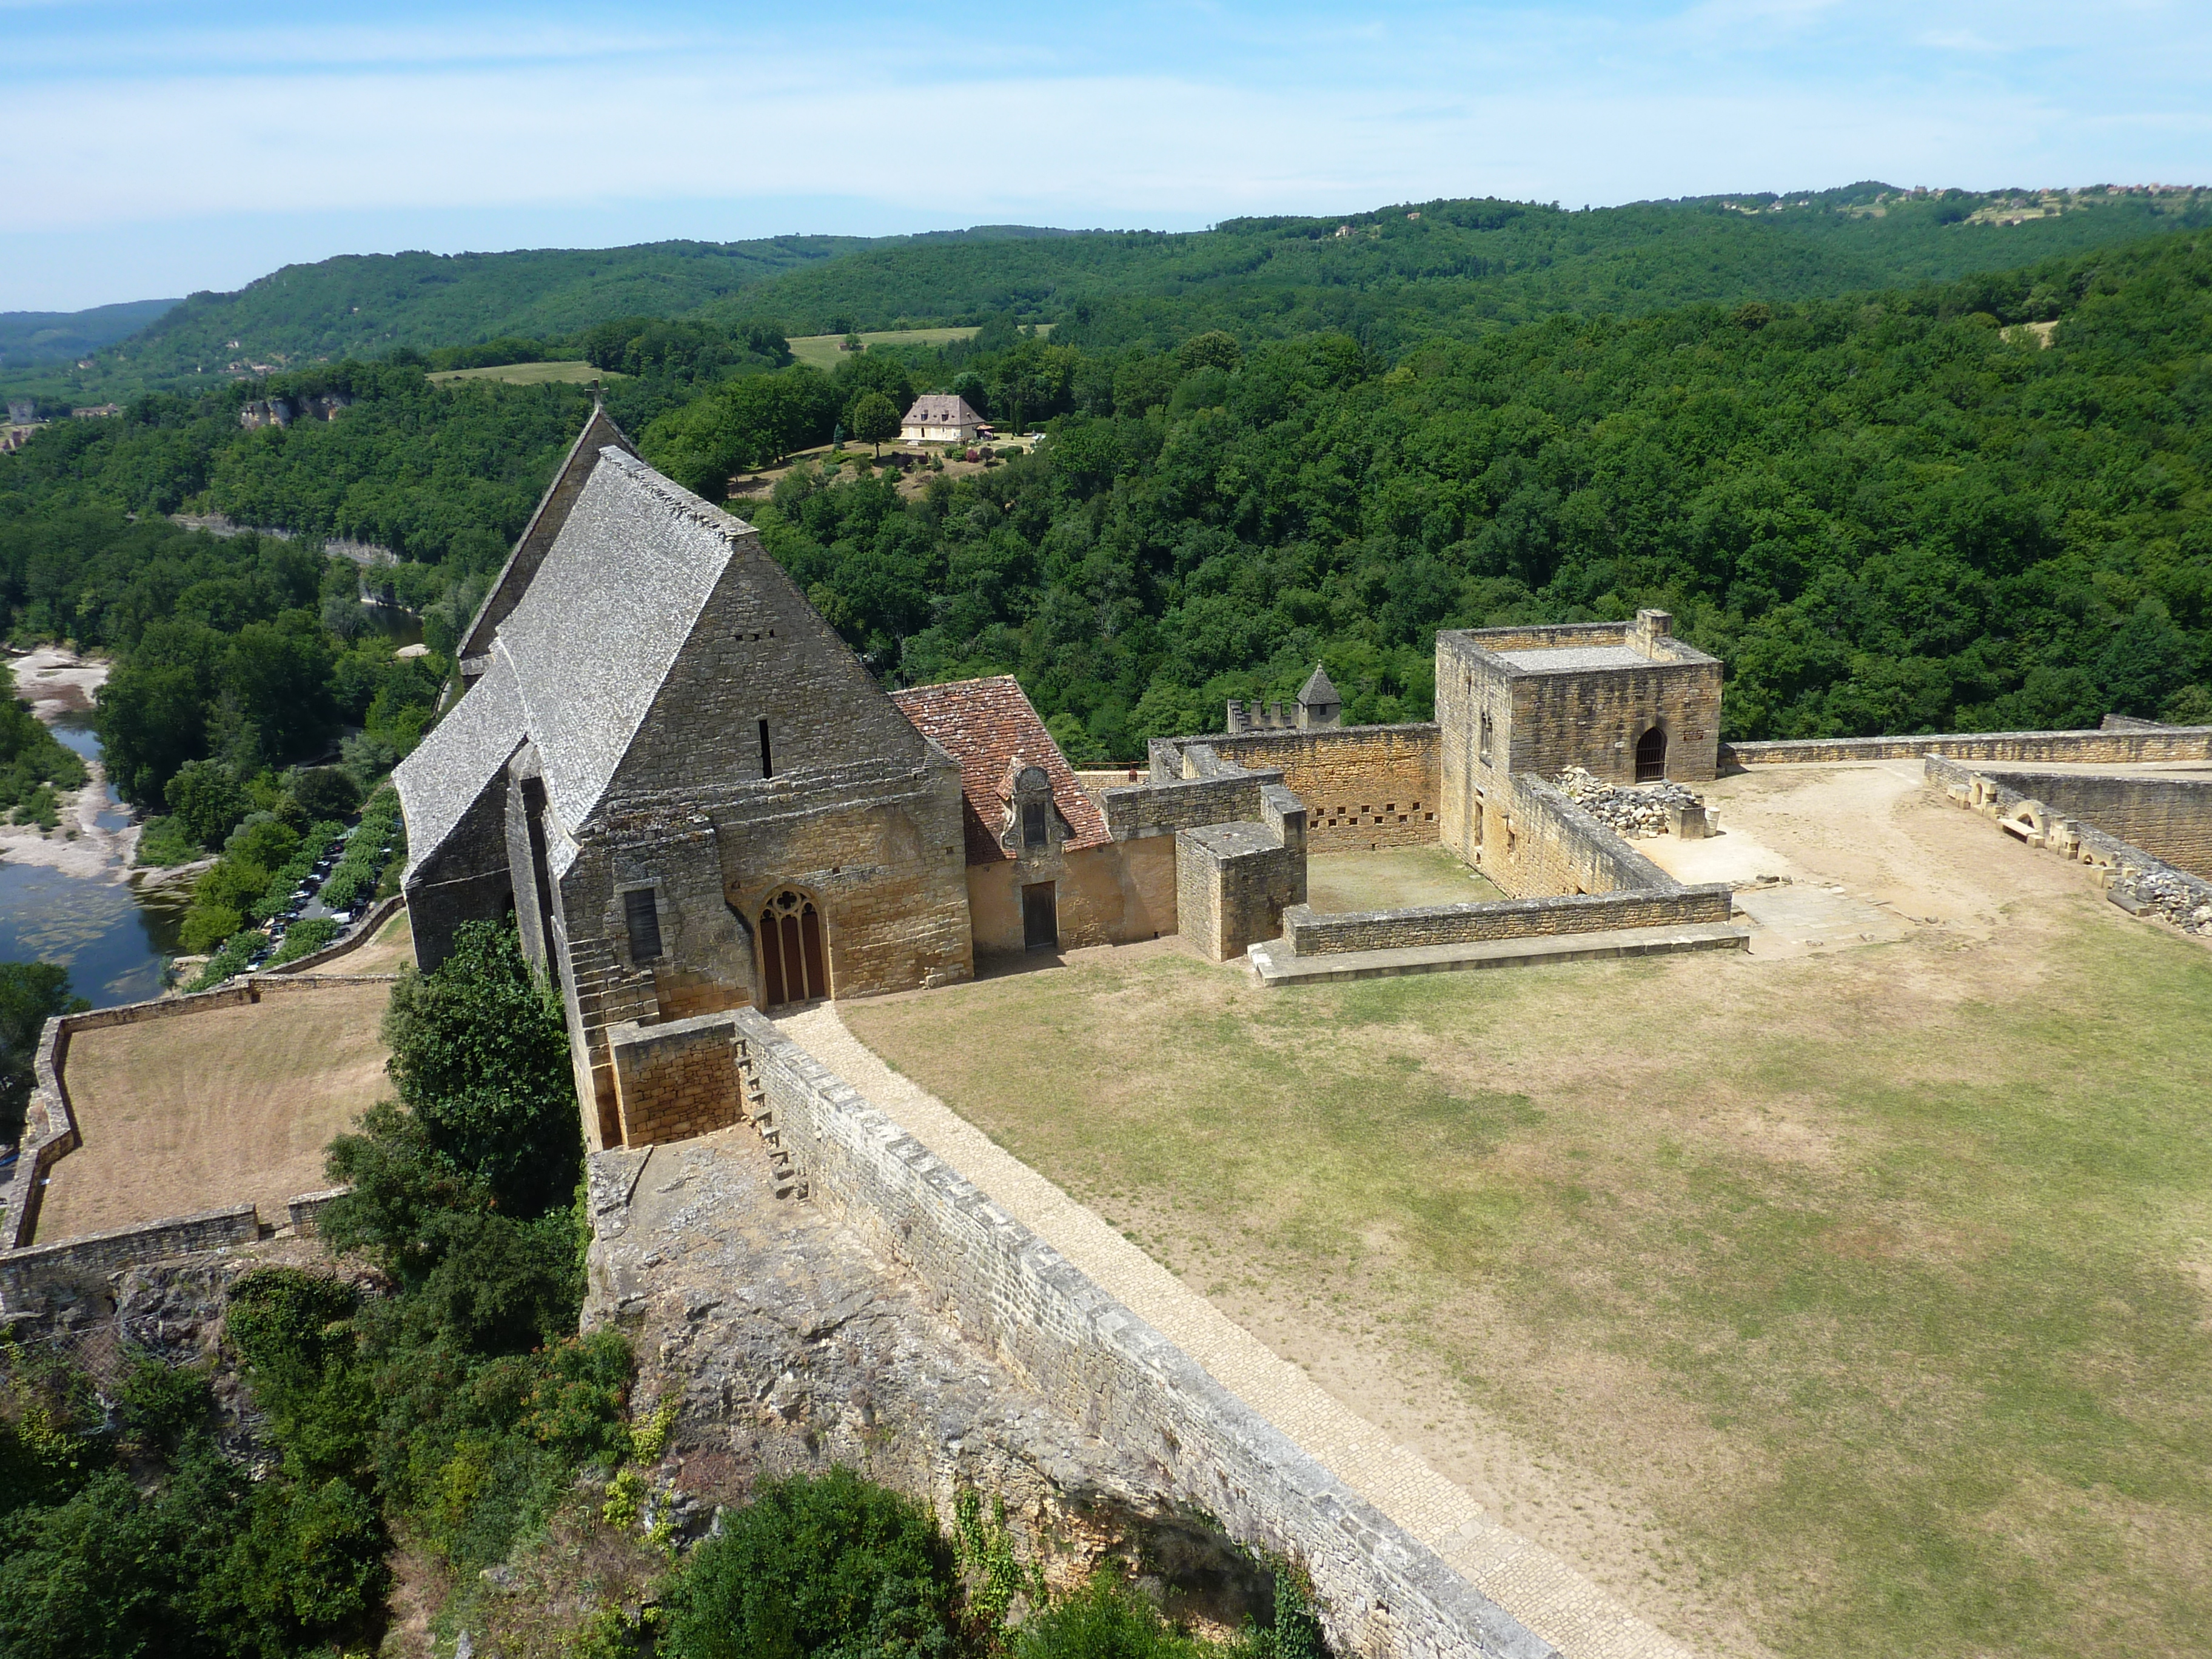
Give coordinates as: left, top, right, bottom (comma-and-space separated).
660, 1467, 961, 1659
132, 814, 203, 868
265, 916, 337, 967
1012, 1574, 1218, 1659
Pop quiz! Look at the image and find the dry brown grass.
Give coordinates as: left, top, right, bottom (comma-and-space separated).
846, 769, 2212, 1659
39, 981, 392, 1240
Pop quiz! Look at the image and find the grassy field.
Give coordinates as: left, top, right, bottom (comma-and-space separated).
425, 360, 623, 386
845, 892, 2212, 1658
1306, 844, 1505, 911
39, 982, 392, 1240
786, 322, 1055, 371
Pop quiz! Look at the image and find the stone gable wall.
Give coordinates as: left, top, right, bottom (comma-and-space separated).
731, 1011, 1555, 1659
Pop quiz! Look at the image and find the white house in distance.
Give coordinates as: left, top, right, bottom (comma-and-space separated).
900, 394, 988, 444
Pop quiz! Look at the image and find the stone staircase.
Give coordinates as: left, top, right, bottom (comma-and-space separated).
734, 1040, 806, 1201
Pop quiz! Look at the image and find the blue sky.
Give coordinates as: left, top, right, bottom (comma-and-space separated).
4, 0, 2208, 312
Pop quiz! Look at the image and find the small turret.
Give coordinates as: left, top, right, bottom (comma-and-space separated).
1296, 664, 1341, 731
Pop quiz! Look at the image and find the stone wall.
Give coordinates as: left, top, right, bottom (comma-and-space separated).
1176, 819, 1307, 963
1723, 726, 2212, 768
1190, 725, 1442, 853
966, 839, 1176, 957
731, 1011, 1555, 1659
608, 1013, 745, 1146
1101, 770, 1275, 840
1282, 885, 1734, 956
1936, 768, 2212, 879
1928, 757, 2212, 933
0, 1205, 260, 1307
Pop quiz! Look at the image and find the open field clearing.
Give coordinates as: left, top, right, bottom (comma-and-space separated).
38, 982, 392, 1240
846, 769, 2212, 1659
787, 327, 980, 369
426, 360, 622, 386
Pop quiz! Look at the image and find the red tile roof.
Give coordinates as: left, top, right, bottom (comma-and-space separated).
890, 675, 1114, 864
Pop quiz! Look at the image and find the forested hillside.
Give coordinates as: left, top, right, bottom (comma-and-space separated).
720, 229, 2212, 755
0, 298, 180, 372
5, 227, 1088, 403
18, 185, 2208, 410
5, 229, 2207, 797
705, 185, 2212, 350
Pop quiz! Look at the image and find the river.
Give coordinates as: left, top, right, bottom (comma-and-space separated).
1, 654, 190, 1007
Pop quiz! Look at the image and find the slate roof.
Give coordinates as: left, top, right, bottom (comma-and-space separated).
397, 445, 745, 878
392, 649, 525, 877
901, 394, 985, 428
890, 676, 1113, 864
496, 449, 739, 836
1298, 663, 1340, 706
459, 403, 636, 666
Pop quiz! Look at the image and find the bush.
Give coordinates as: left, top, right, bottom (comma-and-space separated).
661, 1467, 961, 1659
132, 814, 203, 868
264, 917, 337, 967
1013, 1575, 1218, 1659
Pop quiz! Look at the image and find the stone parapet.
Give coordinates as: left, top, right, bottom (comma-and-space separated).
609, 1011, 745, 1147
730, 1010, 1557, 1659
1282, 885, 1735, 956
0, 1204, 260, 1310
1725, 726, 2212, 769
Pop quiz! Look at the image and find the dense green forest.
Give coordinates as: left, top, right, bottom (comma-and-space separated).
704, 185, 2212, 350
0, 300, 179, 374
693, 230, 2212, 754
3, 226, 1091, 404
5, 227, 2207, 796
16, 186, 2208, 411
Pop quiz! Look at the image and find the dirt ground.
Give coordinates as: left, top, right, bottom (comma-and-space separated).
38, 981, 393, 1241
1306, 843, 1506, 911
845, 763, 2212, 1659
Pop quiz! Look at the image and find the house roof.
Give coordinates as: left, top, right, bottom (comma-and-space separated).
890, 676, 1113, 864
393, 648, 525, 878
902, 394, 984, 427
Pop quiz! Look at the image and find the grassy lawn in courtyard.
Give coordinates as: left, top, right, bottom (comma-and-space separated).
844, 892, 2212, 1659
38, 981, 392, 1241
1305, 843, 1505, 913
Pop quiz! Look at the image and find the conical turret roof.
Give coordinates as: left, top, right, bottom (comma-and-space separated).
1297, 663, 1339, 706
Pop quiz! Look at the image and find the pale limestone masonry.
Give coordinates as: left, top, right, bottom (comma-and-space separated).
732, 1007, 1566, 1659
777, 1006, 1694, 1659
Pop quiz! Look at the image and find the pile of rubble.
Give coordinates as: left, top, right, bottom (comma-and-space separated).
1557, 766, 1706, 838
2111, 865, 2212, 935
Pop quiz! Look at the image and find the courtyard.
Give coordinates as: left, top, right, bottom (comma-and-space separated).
36, 981, 393, 1242
843, 763, 2212, 1659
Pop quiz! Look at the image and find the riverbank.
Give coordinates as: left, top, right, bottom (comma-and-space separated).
2, 643, 140, 880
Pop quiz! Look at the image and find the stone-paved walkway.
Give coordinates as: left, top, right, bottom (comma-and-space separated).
780, 1006, 1698, 1659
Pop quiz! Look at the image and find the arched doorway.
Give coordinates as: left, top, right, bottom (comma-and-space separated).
1635, 725, 1667, 783
758, 888, 827, 1007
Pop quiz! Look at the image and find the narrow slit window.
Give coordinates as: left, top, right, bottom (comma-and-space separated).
623, 888, 663, 963
1022, 799, 1047, 848
757, 718, 774, 779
